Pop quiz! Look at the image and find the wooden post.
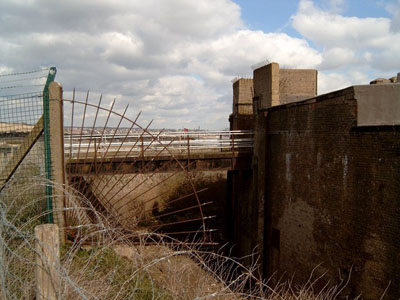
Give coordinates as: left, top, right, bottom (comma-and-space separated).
35, 224, 60, 300
49, 82, 65, 244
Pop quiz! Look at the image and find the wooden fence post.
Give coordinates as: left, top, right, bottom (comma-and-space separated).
49, 82, 65, 244
35, 224, 60, 300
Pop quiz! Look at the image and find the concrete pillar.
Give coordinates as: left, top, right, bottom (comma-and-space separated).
397, 72, 400, 83
35, 224, 60, 300
249, 62, 280, 278
227, 78, 255, 264
230, 78, 254, 130
49, 82, 65, 244
253, 63, 280, 109
233, 78, 253, 115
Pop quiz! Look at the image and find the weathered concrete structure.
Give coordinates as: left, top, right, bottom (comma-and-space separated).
229, 78, 254, 130
228, 62, 400, 299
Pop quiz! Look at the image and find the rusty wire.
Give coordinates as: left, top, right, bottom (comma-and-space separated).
62, 96, 211, 244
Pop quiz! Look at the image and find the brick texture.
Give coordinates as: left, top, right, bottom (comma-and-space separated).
233, 79, 254, 115
264, 87, 400, 299
279, 69, 317, 104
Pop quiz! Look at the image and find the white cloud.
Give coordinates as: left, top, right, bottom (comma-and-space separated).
328, 0, 346, 13
319, 47, 355, 70
387, 0, 400, 32
291, 0, 400, 93
292, 0, 393, 49
318, 70, 370, 94
1, 0, 399, 129
1, 0, 326, 129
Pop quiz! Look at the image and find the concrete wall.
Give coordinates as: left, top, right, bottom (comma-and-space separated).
230, 78, 254, 130
233, 78, 254, 115
253, 63, 280, 108
264, 87, 400, 299
279, 69, 317, 104
354, 84, 400, 126
226, 169, 254, 265
228, 62, 319, 276
229, 65, 317, 131
228, 79, 256, 263
252, 64, 317, 108
228, 62, 400, 298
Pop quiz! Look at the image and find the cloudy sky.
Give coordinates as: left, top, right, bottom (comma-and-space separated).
1, 0, 399, 129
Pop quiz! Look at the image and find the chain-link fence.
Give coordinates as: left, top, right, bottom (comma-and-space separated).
0, 68, 55, 219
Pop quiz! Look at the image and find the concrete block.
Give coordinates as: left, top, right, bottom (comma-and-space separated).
279, 69, 317, 104
370, 78, 391, 84
253, 62, 280, 110
233, 79, 253, 115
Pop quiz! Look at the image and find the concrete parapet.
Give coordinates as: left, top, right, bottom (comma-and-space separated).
370, 78, 391, 84
252, 62, 317, 109
279, 69, 317, 104
354, 84, 400, 126
233, 78, 253, 115
230, 63, 318, 131
253, 63, 280, 109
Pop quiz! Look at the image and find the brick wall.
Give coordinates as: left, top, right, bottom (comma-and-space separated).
264, 87, 400, 299
226, 169, 255, 265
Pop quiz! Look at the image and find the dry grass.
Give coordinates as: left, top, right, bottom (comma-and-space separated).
0, 178, 357, 300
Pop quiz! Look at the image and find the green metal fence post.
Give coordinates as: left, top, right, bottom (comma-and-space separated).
43, 67, 57, 223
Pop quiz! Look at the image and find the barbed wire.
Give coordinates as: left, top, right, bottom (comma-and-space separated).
0, 69, 50, 78
0, 84, 46, 90
0, 178, 351, 299
0, 92, 43, 101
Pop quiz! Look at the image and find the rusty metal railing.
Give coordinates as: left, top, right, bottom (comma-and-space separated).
64, 130, 253, 159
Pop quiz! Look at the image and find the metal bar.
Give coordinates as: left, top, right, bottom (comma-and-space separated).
70, 91, 90, 199
187, 133, 190, 171
113, 159, 198, 214
94, 119, 152, 200
138, 201, 213, 222
65, 89, 75, 224
161, 229, 216, 236
99, 126, 165, 208
43, 67, 57, 224
109, 138, 182, 211
88, 104, 129, 182
78, 98, 115, 195
150, 215, 216, 231
65, 130, 254, 156
140, 187, 208, 213
75, 95, 103, 195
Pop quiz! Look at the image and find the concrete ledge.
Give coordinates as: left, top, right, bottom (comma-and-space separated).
264, 84, 400, 128
353, 84, 400, 126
